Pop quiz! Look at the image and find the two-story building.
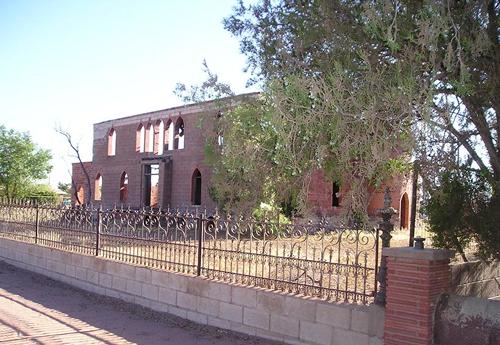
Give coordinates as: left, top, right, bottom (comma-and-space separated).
72, 93, 414, 228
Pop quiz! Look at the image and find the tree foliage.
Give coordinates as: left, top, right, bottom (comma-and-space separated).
219, 1, 425, 217
176, 1, 499, 253
221, 0, 499, 256
57, 182, 71, 194
0, 125, 52, 198
174, 59, 235, 104
225, 0, 499, 190
21, 184, 59, 204
424, 169, 500, 261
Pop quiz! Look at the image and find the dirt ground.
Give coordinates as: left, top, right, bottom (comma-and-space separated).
0, 260, 280, 345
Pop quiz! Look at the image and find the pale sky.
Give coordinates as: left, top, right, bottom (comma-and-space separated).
0, 0, 257, 188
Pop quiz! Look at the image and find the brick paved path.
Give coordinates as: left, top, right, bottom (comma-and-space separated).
0, 261, 278, 344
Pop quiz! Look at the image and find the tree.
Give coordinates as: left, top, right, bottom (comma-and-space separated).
57, 182, 71, 194
22, 184, 59, 204
223, 0, 499, 256
225, 0, 499, 191
55, 127, 92, 204
0, 125, 52, 199
424, 169, 500, 261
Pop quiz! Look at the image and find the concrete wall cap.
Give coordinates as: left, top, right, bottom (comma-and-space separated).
383, 247, 455, 260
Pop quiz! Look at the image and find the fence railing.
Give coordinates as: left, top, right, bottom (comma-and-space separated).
0, 201, 380, 304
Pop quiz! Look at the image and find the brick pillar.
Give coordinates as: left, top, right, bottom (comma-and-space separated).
383, 247, 454, 345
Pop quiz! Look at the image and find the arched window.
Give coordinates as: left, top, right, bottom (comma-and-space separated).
95, 173, 102, 201
164, 119, 173, 151
174, 117, 184, 150
136, 124, 145, 152
332, 182, 340, 207
144, 164, 159, 208
120, 172, 128, 202
191, 169, 201, 205
107, 128, 116, 156
154, 120, 164, 155
146, 123, 154, 153
76, 185, 85, 205
400, 193, 409, 229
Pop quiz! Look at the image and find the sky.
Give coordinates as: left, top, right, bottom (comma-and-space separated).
0, 0, 257, 189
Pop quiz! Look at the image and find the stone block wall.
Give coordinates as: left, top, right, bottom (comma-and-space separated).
434, 293, 500, 345
0, 238, 384, 345
451, 260, 500, 300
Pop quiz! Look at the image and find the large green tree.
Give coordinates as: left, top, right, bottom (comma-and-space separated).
0, 125, 52, 199
220, 0, 499, 257
224, 0, 499, 191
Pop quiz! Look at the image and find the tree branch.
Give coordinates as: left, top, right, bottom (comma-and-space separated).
461, 97, 500, 177
55, 127, 92, 204
426, 113, 491, 176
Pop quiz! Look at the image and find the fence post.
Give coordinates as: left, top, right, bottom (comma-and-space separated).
96, 206, 102, 256
383, 246, 454, 345
374, 187, 396, 306
196, 214, 203, 276
34, 203, 39, 244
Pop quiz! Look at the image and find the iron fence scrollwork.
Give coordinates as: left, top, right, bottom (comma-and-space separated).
0, 199, 381, 305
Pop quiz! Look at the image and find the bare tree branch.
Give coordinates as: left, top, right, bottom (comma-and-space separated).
55, 127, 92, 204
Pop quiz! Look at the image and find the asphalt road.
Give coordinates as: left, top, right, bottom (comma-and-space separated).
0, 260, 279, 345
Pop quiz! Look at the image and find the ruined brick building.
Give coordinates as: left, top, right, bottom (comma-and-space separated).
72, 93, 413, 228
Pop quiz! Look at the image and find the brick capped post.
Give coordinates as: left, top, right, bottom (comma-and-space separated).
383, 247, 454, 345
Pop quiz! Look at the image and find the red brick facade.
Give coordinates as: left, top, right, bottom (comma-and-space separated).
72, 99, 219, 210
307, 169, 413, 222
383, 248, 454, 345
72, 95, 413, 222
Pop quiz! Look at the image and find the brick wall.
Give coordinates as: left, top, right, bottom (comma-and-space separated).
71, 162, 95, 204
383, 247, 454, 345
308, 169, 414, 220
72, 94, 413, 218
73, 104, 218, 210
0, 238, 384, 345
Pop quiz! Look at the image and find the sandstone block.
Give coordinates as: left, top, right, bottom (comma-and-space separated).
243, 307, 270, 330
270, 314, 299, 338
219, 302, 243, 323
316, 302, 351, 329
332, 328, 369, 345
176, 291, 197, 311
158, 287, 177, 305
232, 286, 257, 308
299, 320, 333, 345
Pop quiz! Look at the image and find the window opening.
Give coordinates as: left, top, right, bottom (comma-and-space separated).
174, 118, 184, 149
77, 186, 85, 205
108, 128, 116, 156
332, 182, 340, 207
155, 120, 164, 155
146, 123, 154, 152
95, 174, 102, 201
136, 125, 145, 152
191, 169, 201, 205
120, 172, 128, 202
400, 193, 409, 229
144, 164, 159, 208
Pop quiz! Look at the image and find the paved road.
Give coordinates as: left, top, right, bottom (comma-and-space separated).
0, 261, 278, 345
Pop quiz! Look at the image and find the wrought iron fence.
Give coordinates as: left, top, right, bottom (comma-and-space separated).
0, 200, 380, 304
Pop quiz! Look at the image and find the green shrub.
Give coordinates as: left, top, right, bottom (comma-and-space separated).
423, 169, 499, 261
20, 184, 59, 204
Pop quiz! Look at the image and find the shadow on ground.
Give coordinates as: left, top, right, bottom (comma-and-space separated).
0, 260, 281, 345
